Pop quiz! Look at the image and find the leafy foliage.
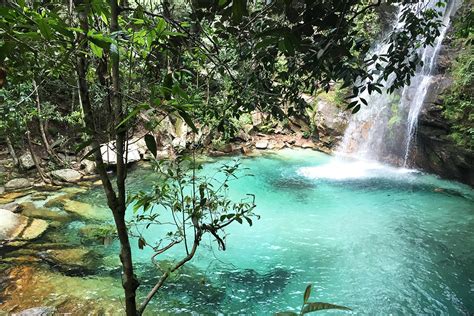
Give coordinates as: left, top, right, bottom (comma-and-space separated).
443, 3, 473, 150
276, 284, 351, 315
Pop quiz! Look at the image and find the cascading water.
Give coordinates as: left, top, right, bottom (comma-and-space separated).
337, 0, 458, 167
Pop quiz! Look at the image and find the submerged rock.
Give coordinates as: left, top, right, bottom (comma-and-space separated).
62, 199, 108, 220
50, 169, 82, 183
12, 307, 55, 316
0, 266, 124, 315
5, 178, 32, 191
20, 202, 69, 222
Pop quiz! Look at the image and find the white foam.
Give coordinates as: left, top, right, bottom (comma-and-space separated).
297, 159, 416, 181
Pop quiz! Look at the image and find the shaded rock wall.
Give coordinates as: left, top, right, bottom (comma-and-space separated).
413, 21, 474, 186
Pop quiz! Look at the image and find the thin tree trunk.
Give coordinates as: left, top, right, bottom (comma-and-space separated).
32, 79, 63, 164
74, 1, 138, 315
5, 135, 19, 167
110, 1, 139, 315
25, 129, 50, 183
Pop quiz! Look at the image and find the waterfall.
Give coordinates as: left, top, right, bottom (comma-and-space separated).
337, 0, 458, 166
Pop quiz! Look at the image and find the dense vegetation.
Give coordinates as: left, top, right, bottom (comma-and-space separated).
0, 0, 462, 315
443, 4, 473, 150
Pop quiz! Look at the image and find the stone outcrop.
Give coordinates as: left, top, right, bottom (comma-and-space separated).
5, 178, 32, 191
50, 169, 82, 183
412, 25, 474, 186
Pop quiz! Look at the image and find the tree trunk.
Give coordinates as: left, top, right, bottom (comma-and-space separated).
32, 78, 63, 164
5, 135, 19, 167
25, 129, 50, 183
74, 1, 138, 315
110, 1, 139, 315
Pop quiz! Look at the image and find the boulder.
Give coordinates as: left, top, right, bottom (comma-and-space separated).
81, 160, 96, 174
5, 178, 32, 191
255, 139, 269, 150
19, 153, 35, 170
50, 169, 82, 183
313, 97, 349, 136
100, 140, 141, 165
0, 208, 48, 241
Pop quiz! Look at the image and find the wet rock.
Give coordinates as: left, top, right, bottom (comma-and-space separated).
0, 191, 30, 204
255, 139, 269, 149
0, 209, 48, 241
12, 307, 55, 316
20, 218, 49, 240
1, 266, 124, 314
19, 153, 35, 170
5, 178, 32, 191
62, 199, 108, 220
50, 169, 82, 183
43, 247, 100, 271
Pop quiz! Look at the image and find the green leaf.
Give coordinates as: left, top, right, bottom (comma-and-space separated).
144, 134, 157, 158
177, 110, 197, 133
303, 284, 312, 304
301, 302, 351, 314
90, 42, 103, 58
37, 18, 53, 40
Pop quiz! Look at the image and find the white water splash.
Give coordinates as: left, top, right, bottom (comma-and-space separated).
298, 158, 416, 181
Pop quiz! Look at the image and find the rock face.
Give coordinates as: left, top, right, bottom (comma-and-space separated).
415, 104, 474, 186
313, 97, 349, 136
412, 26, 474, 186
50, 169, 82, 183
5, 178, 32, 191
19, 153, 35, 170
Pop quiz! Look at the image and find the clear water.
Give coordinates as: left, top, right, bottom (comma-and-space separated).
2, 149, 473, 315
